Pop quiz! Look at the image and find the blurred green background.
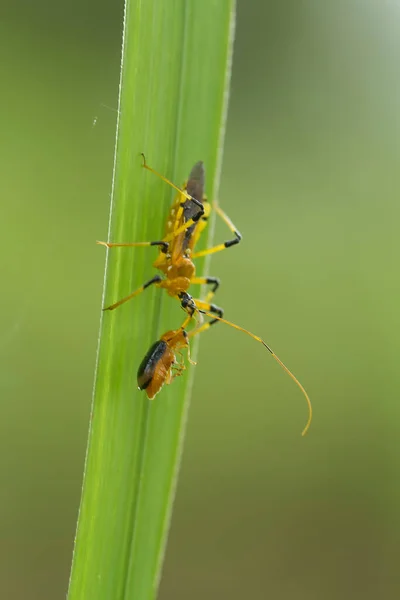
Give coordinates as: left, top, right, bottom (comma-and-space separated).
1, 1, 399, 598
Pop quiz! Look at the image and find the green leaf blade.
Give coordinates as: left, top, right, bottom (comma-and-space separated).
68, 2, 235, 599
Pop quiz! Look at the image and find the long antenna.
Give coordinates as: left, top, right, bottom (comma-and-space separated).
194, 310, 312, 436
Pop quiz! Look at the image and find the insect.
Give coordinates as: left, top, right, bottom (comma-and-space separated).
97, 154, 239, 322
99, 156, 312, 435
137, 324, 194, 401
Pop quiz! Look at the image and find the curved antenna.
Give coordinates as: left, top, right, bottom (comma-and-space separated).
196, 310, 312, 436
141, 153, 194, 202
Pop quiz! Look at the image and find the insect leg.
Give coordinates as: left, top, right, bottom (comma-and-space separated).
162, 203, 205, 242
97, 240, 169, 252
191, 205, 241, 259
171, 351, 187, 377
103, 274, 162, 311
190, 276, 220, 304
186, 307, 223, 341
190, 298, 224, 326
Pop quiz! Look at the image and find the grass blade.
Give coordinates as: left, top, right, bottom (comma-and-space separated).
68, 1, 235, 599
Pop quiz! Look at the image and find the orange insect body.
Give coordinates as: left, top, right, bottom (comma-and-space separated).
137, 328, 189, 399
98, 158, 215, 313
152, 161, 208, 299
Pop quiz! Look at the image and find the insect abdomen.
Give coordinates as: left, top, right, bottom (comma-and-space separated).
137, 340, 168, 391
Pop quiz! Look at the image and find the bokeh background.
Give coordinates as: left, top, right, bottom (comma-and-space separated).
1, 1, 400, 598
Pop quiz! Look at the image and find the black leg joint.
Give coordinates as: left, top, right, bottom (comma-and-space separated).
150, 240, 169, 253
143, 275, 163, 289
180, 199, 204, 223
205, 277, 220, 293
224, 230, 242, 249
209, 303, 224, 318
207, 303, 224, 325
